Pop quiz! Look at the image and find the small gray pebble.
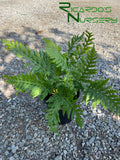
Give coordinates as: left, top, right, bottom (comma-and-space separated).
55, 155, 62, 160
26, 135, 32, 140
89, 137, 95, 144
9, 157, 15, 160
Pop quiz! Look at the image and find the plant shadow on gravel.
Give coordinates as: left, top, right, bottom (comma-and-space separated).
0, 26, 120, 159
0, 26, 119, 97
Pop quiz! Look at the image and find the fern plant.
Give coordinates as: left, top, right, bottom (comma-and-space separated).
1, 31, 120, 133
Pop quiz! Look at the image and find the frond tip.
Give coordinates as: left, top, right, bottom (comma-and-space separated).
1, 73, 43, 98
82, 79, 120, 116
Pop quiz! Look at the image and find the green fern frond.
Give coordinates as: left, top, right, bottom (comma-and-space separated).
45, 94, 67, 133
72, 46, 98, 83
72, 104, 84, 128
1, 72, 49, 98
62, 72, 74, 90
1, 39, 50, 73
82, 79, 120, 116
2, 39, 36, 60
43, 38, 68, 72
68, 32, 84, 54
76, 30, 95, 56
45, 89, 78, 133
67, 31, 95, 67
80, 46, 98, 77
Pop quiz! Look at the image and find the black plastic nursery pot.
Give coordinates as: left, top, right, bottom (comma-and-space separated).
58, 109, 72, 125
44, 91, 81, 125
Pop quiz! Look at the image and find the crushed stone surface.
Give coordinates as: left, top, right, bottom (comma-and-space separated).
0, 0, 120, 159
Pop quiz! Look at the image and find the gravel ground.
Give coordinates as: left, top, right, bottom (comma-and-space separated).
0, 0, 120, 159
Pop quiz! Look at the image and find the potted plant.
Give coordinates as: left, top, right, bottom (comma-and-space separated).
1, 31, 120, 133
